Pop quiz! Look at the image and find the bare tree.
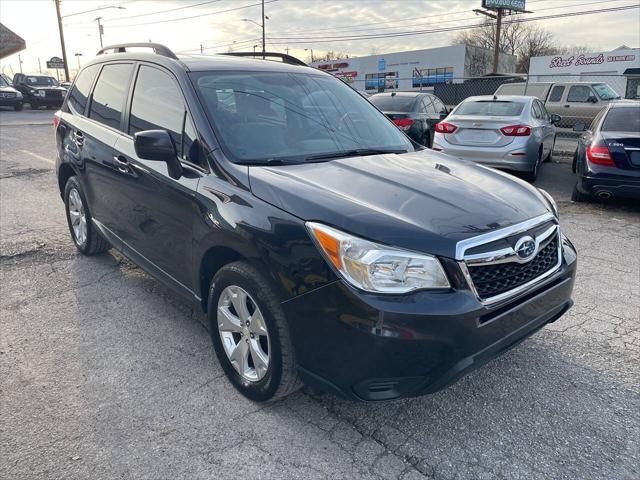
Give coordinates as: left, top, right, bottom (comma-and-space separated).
309, 50, 351, 63
451, 17, 593, 73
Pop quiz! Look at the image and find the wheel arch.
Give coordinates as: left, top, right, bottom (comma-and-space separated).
57, 162, 76, 198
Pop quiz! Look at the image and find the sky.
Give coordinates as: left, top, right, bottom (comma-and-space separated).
1, 0, 639, 78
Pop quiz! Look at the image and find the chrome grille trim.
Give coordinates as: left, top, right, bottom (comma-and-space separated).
455, 213, 562, 306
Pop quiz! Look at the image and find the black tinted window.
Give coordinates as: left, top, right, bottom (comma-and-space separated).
129, 66, 185, 148
368, 95, 417, 112
567, 86, 593, 103
68, 65, 99, 115
182, 115, 204, 168
89, 63, 133, 130
423, 97, 436, 115
601, 107, 640, 132
549, 86, 565, 102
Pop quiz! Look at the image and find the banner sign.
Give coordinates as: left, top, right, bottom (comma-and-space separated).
46, 56, 65, 69
482, 0, 526, 11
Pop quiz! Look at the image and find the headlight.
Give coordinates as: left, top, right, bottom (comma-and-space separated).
15, 92, 22, 98
538, 188, 558, 218
36, 91, 46, 97
306, 222, 450, 294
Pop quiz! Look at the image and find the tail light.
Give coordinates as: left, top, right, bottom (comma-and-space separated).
53, 112, 60, 130
435, 122, 457, 134
392, 118, 414, 131
586, 144, 614, 166
500, 125, 531, 136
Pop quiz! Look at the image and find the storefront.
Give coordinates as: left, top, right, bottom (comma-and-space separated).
528, 46, 640, 99
311, 44, 516, 93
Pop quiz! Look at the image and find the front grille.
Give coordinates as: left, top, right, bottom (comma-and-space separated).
468, 235, 559, 300
45, 90, 62, 99
0, 92, 16, 98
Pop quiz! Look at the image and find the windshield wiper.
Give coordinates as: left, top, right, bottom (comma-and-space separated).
304, 148, 409, 162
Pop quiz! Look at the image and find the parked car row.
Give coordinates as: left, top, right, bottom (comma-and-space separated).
367, 87, 639, 201
0, 73, 67, 111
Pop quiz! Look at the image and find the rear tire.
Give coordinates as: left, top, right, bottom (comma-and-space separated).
571, 183, 590, 203
522, 150, 542, 183
423, 131, 431, 148
545, 138, 555, 163
64, 176, 110, 255
208, 261, 301, 402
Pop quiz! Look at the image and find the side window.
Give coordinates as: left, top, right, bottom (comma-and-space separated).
567, 85, 594, 103
433, 98, 446, 113
182, 114, 205, 168
67, 64, 99, 115
129, 65, 185, 149
589, 108, 606, 130
531, 101, 542, 119
88, 63, 133, 130
423, 97, 436, 115
548, 85, 565, 102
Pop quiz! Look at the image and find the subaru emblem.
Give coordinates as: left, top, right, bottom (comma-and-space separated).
514, 236, 536, 261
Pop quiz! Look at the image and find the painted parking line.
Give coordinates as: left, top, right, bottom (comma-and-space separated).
19, 149, 55, 165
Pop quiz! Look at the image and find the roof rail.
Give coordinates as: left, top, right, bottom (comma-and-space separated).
96, 43, 178, 60
221, 52, 306, 66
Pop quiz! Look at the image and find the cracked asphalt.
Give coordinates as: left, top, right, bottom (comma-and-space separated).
1, 110, 639, 480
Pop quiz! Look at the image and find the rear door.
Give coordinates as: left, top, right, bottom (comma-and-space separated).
112, 63, 205, 289
82, 62, 135, 235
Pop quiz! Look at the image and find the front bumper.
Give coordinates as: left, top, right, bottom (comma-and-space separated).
433, 135, 538, 172
0, 97, 23, 107
283, 237, 577, 401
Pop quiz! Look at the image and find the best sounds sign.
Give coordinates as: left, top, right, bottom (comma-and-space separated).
550, 53, 636, 68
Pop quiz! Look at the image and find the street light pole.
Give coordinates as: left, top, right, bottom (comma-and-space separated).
54, 0, 70, 81
261, 0, 266, 58
75, 53, 83, 71
95, 17, 104, 48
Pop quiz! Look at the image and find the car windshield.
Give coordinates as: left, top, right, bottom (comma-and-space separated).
26, 76, 58, 86
368, 95, 417, 112
592, 84, 620, 100
191, 71, 413, 163
455, 100, 525, 117
601, 106, 640, 132
0, 76, 8, 88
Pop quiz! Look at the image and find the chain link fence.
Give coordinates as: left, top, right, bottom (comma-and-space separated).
344, 73, 639, 137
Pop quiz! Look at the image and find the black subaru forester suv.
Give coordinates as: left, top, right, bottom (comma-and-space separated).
55, 44, 577, 402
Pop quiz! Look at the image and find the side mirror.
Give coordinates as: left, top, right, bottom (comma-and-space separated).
439, 111, 448, 120
550, 114, 562, 125
134, 130, 182, 180
573, 123, 587, 132
587, 95, 598, 104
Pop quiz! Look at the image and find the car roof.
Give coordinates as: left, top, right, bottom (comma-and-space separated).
83, 51, 318, 75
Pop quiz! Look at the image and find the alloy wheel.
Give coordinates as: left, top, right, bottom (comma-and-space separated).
68, 188, 87, 246
217, 285, 270, 382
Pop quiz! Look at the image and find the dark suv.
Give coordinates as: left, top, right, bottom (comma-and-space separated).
55, 44, 577, 402
13, 73, 66, 109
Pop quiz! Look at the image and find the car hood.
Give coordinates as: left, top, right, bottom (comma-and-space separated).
29, 86, 65, 91
0, 87, 19, 93
249, 150, 551, 259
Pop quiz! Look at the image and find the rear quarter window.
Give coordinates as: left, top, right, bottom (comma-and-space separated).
88, 63, 133, 130
67, 65, 100, 115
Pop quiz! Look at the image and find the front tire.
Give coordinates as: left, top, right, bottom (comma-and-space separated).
14, 103, 23, 111
64, 176, 110, 255
30, 101, 39, 110
208, 261, 301, 402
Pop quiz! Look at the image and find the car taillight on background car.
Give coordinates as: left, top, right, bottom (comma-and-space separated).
586, 144, 614, 166
53, 112, 60, 130
500, 125, 531, 136
435, 122, 457, 134
392, 118, 414, 131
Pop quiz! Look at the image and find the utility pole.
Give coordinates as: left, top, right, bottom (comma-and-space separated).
95, 17, 104, 48
18, 54, 23, 73
54, 0, 70, 81
492, 8, 503, 74
261, 0, 266, 58
285, 47, 289, 55
38, 57, 42, 73
200, 44, 204, 54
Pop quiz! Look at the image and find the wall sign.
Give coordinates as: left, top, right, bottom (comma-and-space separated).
550, 53, 636, 68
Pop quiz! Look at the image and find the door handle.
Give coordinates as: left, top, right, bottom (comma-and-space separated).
113, 155, 129, 173
563, 105, 570, 108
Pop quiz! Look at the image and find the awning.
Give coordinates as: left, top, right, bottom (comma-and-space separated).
0, 23, 26, 60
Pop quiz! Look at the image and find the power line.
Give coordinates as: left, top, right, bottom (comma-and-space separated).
104, 0, 278, 28
263, 4, 639, 44
105, 0, 224, 22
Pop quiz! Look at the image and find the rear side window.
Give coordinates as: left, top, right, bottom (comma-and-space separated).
601, 107, 640, 132
567, 86, 593, 103
531, 101, 542, 119
68, 64, 99, 115
89, 63, 133, 130
129, 65, 185, 148
455, 101, 525, 117
548, 86, 565, 102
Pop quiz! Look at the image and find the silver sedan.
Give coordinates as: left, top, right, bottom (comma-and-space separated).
432, 95, 560, 182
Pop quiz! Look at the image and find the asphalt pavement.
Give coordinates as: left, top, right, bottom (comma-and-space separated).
1, 110, 639, 480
